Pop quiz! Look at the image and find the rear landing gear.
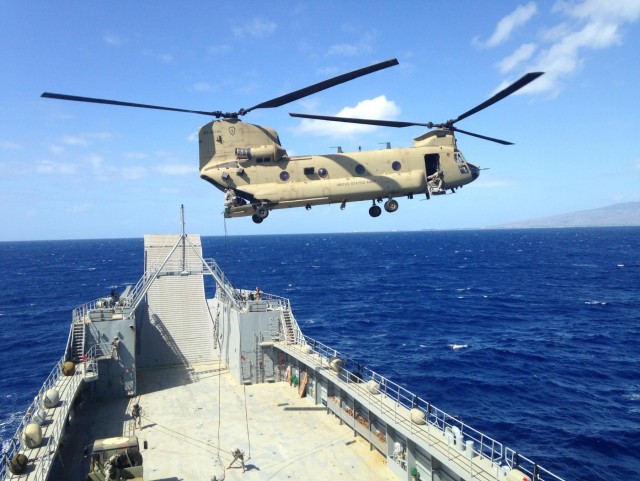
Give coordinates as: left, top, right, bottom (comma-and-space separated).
252, 205, 269, 223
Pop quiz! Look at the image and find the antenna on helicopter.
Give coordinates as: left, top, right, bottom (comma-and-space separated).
331, 146, 343, 153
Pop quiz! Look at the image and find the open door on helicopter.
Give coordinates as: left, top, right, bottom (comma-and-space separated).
424, 153, 444, 196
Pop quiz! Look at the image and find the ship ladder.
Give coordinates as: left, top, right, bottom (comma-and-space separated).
71, 320, 86, 363
281, 310, 295, 344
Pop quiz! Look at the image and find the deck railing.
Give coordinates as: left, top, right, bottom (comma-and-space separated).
1, 358, 82, 481
286, 334, 565, 481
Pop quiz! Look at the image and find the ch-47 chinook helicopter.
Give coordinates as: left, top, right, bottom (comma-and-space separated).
42, 59, 543, 224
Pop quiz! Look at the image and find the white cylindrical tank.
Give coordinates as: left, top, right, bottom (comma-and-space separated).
21, 422, 42, 448
43, 388, 60, 408
366, 380, 380, 394
32, 408, 47, 425
329, 357, 343, 372
452, 426, 464, 452
444, 427, 454, 445
465, 439, 475, 459
507, 468, 531, 481
410, 408, 426, 425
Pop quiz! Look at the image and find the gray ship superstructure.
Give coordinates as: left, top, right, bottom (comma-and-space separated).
2, 230, 565, 481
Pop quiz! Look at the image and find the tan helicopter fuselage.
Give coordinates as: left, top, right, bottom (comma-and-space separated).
199, 119, 479, 218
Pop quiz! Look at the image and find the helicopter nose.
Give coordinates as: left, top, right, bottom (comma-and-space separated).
467, 163, 480, 180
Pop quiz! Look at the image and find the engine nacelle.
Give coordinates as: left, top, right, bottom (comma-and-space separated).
236, 145, 287, 163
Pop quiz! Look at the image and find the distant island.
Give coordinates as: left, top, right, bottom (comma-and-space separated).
492, 202, 640, 229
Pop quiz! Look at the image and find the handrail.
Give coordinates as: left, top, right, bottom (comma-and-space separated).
0, 357, 83, 481
284, 334, 565, 481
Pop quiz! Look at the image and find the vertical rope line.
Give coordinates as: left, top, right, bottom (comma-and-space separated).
243, 382, 252, 458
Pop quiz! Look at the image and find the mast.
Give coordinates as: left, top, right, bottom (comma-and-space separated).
180, 204, 186, 273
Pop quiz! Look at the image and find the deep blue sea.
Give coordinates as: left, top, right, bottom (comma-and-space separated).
1, 228, 639, 480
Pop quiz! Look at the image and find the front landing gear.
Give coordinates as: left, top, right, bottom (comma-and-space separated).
384, 199, 399, 213
369, 198, 398, 217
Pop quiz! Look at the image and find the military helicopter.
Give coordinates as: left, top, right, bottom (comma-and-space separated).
42, 59, 543, 224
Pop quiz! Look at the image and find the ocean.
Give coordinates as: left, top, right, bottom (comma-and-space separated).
1, 227, 638, 480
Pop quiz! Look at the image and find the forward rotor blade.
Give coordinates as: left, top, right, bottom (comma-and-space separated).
452, 127, 513, 145
41, 92, 218, 117
289, 112, 429, 128
451, 72, 544, 125
244, 58, 399, 114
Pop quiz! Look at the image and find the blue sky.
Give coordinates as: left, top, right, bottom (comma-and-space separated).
1, 1, 639, 241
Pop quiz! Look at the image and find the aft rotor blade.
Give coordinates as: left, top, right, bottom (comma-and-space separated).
453, 127, 513, 145
244, 58, 399, 114
451, 72, 544, 125
41, 92, 218, 117
289, 112, 430, 128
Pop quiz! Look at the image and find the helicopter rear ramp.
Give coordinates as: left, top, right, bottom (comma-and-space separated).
136, 234, 216, 368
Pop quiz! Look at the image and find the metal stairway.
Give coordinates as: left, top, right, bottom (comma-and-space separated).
281, 310, 295, 344
70, 321, 85, 362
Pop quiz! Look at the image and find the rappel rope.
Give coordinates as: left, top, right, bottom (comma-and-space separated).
139, 414, 234, 460
242, 382, 252, 460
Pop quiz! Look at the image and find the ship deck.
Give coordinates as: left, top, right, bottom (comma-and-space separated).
51, 360, 394, 481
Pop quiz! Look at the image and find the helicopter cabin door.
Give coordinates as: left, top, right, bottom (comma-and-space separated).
425, 153, 439, 177
424, 153, 445, 195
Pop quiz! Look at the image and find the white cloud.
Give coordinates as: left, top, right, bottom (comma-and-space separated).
124, 152, 148, 160
140, 48, 174, 64
193, 82, 212, 92
121, 166, 146, 180
208, 44, 232, 55
496, 43, 537, 73
528, 19, 621, 94
87, 154, 104, 169
0, 139, 20, 150
554, 0, 640, 23
48, 144, 64, 155
294, 95, 400, 138
493, 0, 640, 95
35, 160, 76, 175
103, 33, 127, 46
232, 18, 277, 39
60, 132, 113, 147
66, 203, 93, 214
187, 131, 199, 142
477, 2, 538, 48
61, 135, 89, 146
326, 30, 377, 57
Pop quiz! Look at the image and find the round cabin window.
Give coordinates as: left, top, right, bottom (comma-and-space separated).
392, 161, 401, 171
355, 164, 366, 175
280, 171, 290, 181
318, 168, 328, 178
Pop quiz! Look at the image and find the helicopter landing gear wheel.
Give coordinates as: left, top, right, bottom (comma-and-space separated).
369, 205, 382, 217
384, 199, 399, 213
254, 206, 269, 219
252, 214, 264, 224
